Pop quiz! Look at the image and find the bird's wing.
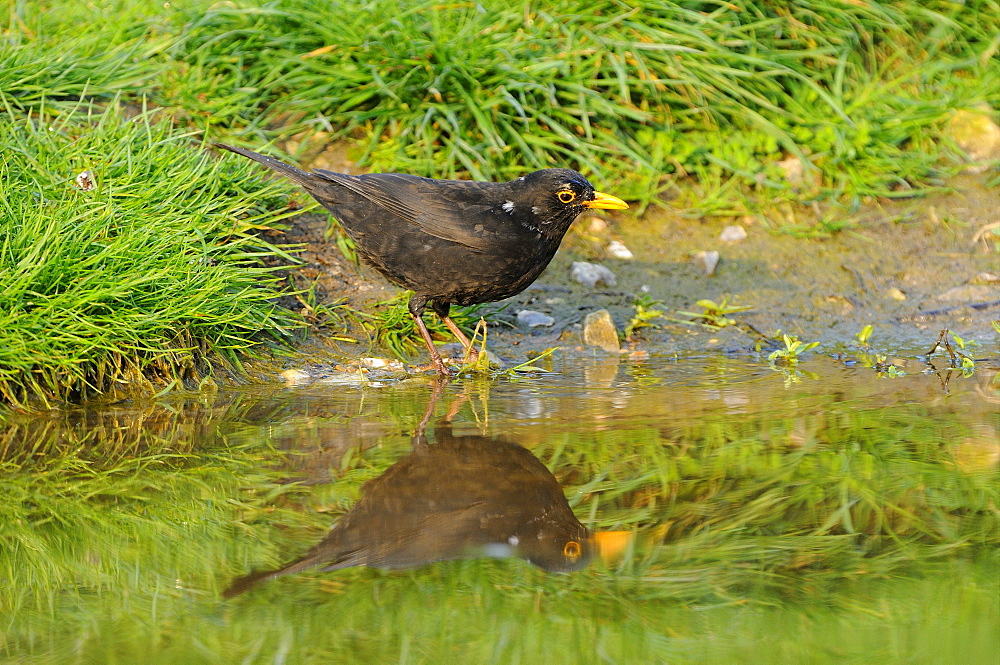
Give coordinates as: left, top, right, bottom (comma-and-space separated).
317, 172, 503, 252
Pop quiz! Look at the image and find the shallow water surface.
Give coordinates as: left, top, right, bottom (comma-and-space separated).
3, 355, 998, 664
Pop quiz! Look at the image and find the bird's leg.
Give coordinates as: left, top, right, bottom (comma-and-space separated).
408, 295, 449, 375
431, 301, 480, 363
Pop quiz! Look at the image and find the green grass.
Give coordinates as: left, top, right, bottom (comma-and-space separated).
6, 0, 998, 204
1, 360, 997, 663
0, 101, 303, 408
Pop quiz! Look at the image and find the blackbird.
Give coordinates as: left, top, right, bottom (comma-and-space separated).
222, 424, 592, 598
216, 144, 628, 373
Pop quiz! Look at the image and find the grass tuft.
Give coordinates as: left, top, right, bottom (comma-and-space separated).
0, 100, 303, 407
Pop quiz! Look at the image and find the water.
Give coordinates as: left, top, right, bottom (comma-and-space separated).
3, 355, 998, 664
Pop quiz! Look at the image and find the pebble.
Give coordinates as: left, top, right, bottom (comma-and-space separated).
937, 284, 997, 301
886, 287, 907, 301
517, 310, 555, 328
693, 250, 720, 276
570, 261, 617, 288
719, 225, 747, 243
586, 217, 608, 233
776, 156, 806, 184
280, 369, 312, 386
605, 240, 634, 260
947, 105, 1000, 173
583, 309, 621, 353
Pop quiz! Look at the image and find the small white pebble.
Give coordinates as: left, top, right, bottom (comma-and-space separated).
606, 240, 634, 259
719, 225, 748, 242
693, 250, 720, 276
570, 261, 617, 288
517, 310, 555, 327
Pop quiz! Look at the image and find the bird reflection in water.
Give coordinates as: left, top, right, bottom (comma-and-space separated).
223, 389, 614, 598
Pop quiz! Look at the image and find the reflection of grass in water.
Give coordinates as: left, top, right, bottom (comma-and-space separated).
2, 389, 997, 663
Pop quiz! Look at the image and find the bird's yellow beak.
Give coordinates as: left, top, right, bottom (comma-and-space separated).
592, 530, 632, 564
583, 191, 629, 210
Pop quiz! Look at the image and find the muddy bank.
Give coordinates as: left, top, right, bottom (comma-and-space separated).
277, 174, 999, 369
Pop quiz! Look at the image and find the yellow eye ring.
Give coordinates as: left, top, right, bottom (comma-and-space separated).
563, 540, 581, 558
557, 190, 576, 204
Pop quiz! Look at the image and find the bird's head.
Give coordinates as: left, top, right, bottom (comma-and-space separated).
514, 516, 595, 573
510, 169, 628, 232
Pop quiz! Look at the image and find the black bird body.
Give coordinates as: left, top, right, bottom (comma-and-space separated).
217, 144, 627, 372
298, 170, 581, 306
222, 426, 591, 597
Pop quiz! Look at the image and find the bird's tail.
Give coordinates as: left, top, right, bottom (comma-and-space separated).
221, 552, 326, 599
215, 143, 316, 188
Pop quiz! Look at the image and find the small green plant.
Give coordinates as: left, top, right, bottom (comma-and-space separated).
625, 295, 667, 339
454, 319, 557, 378
675, 296, 752, 330
855, 324, 874, 348
293, 280, 354, 341
768, 334, 820, 367
883, 365, 907, 378
351, 292, 488, 361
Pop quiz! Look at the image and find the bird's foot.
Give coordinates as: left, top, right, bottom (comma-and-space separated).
413, 359, 453, 376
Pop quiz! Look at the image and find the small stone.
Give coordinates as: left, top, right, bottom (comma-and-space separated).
937, 284, 997, 301
280, 369, 311, 386
947, 105, 1000, 173
586, 217, 608, 233
605, 240, 634, 260
361, 357, 389, 368
693, 250, 720, 276
886, 287, 907, 301
971, 272, 1000, 285
719, 225, 748, 243
570, 261, 617, 288
776, 156, 805, 184
583, 309, 621, 353
517, 310, 555, 328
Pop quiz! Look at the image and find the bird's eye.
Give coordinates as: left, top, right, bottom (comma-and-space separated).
563, 540, 582, 558
557, 190, 576, 204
